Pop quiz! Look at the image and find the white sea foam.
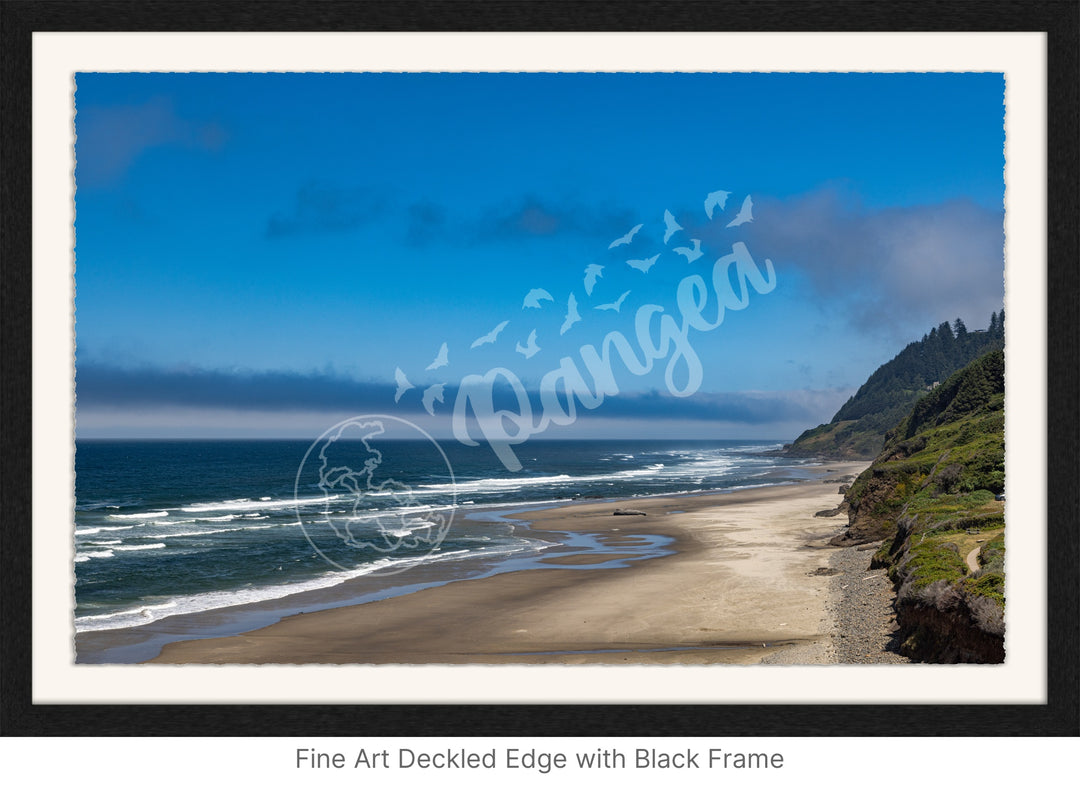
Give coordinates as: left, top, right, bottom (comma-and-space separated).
112, 543, 167, 552
108, 510, 168, 520
426, 541, 542, 564
417, 463, 690, 497
427, 473, 573, 493
74, 525, 137, 536
75, 550, 115, 562
77, 601, 178, 622
154, 524, 278, 539
73, 524, 546, 634
182, 495, 335, 513
384, 518, 440, 538
74, 552, 448, 632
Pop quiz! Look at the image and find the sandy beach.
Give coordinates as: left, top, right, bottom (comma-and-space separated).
143, 461, 874, 665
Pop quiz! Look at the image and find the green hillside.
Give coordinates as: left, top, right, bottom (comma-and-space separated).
830, 349, 1005, 662
783, 313, 1005, 459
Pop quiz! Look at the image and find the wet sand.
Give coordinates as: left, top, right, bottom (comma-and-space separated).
147, 462, 868, 664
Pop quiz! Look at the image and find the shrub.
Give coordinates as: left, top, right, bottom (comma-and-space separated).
968, 595, 1005, 636
935, 463, 964, 493
964, 571, 1005, 607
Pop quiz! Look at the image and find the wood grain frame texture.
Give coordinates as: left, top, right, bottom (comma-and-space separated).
1, 1, 1076, 737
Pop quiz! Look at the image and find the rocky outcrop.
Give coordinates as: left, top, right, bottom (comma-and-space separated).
893, 596, 1005, 663
814, 504, 846, 518
828, 465, 904, 545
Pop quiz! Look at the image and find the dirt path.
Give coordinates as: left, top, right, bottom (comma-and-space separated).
965, 547, 981, 573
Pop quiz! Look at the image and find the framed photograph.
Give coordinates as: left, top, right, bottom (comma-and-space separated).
2, 1, 1077, 738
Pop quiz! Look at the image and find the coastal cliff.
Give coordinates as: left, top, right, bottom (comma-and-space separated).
783, 314, 1005, 460
829, 349, 1005, 662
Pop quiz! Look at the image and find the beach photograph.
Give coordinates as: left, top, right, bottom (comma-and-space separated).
71, 70, 1007, 667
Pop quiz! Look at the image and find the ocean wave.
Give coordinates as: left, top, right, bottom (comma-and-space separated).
74, 525, 137, 536
107, 510, 168, 520
74, 551, 450, 633
419, 473, 572, 495
73, 524, 547, 633
77, 601, 178, 622
427, 539, 545, 564
181, 495, 335, 513
152, 524, 279, 539
414, 459, 741, 497
75, 550, 115, 562
383, 518, 440, 538
78, 500, 133, 511
112, 543, 167, 552
460, 498, 574, 516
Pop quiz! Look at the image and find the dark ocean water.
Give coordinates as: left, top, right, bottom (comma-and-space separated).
74, 437, 814, 634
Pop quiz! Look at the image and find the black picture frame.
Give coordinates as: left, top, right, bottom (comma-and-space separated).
2, 0, 1077, 737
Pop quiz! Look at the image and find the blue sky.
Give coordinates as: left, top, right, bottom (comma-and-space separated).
74, 72, 1005, 443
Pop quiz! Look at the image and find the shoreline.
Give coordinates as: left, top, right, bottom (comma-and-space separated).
125, 460, 880, 665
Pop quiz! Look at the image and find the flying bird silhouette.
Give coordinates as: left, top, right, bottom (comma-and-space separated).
663, 210, 683, 244
421, 383, 446, 416
726, 195, 753, 227
627, 254, 659, 273
426, 342, 449, 370
674, 239, 703, 263
393, 367, 414, 403
515, 329, 540, 359
595, 290, 631, 312
560, 293, 582, 335
583, 264, 604, 296
608, 223, 643, 249
704, 190, 731, 220
470, 320, 509, 348
522, 288, 555, 309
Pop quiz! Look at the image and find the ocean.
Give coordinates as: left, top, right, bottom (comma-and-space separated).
74, 437, 817, 650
